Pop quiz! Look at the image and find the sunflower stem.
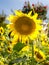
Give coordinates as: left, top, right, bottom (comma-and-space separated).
32, 41, 34, 58
32, 7, 35, 14
30, 40, 35, 65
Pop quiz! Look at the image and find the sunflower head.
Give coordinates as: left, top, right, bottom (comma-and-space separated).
0, 27, 4, 35
34, 48, 46, 62
7, 46, 12, 53
0, 36, 5, 41
14, 16, 36, 35
7, 10, 42, 41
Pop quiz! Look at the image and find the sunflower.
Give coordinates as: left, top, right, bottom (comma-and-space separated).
42, 41, 48, 46
7, 40, 17, 47
40, 33, 47, 41
0, 42, 4, 47
40, 33, 48, 46
0, 36, 5, 41
34, 48, 46, 62
0, 27, 4, 35
7, 10, 42, 41
7, 46, 12, 53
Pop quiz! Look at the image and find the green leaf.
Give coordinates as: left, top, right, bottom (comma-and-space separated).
9, 56, 27, 64
46, 56, 49, 60
13, 42, 25, 52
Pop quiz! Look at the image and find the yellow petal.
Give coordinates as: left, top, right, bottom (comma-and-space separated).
13, 34, 18, 41
28, 11, 32, 16
21, 46, 29, 51
7, 15, 18, 23
32, 13, 38, 19
14, 10, 23, 16
36, 20, 42, 24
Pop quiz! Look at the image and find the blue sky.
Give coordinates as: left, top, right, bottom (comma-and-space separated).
0, 0, 49, 16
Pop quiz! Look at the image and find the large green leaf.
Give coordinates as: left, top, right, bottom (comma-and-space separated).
13, 42, 25, 52
9, 56, 27, 65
